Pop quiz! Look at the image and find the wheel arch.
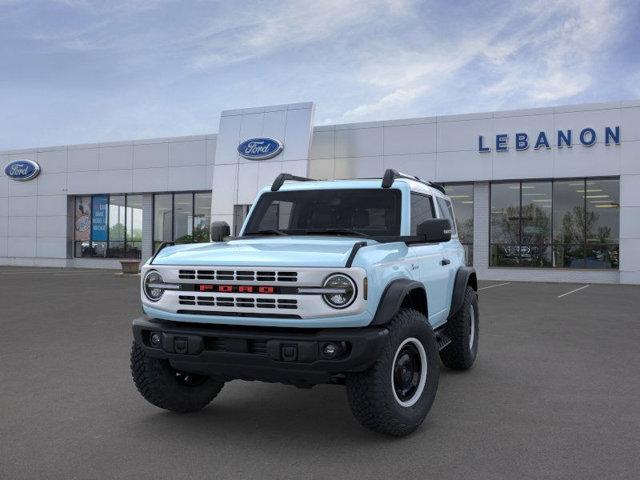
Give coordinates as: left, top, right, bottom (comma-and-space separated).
370, 278, 428, 326
448, 266, 477, 320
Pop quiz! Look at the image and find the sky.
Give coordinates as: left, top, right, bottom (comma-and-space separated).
1, 0, 639, 150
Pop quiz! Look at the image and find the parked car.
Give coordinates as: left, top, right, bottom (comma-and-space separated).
131, 170, 479, 436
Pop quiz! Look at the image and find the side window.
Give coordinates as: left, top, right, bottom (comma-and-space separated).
410, 193, 435, 235
436, 197, 458, 236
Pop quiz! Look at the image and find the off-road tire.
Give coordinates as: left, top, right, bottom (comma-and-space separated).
131, 341, 224, 413
345, 308, 440, 436
439, 286, 478, 370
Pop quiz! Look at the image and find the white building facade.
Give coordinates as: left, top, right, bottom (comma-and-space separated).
1, 100, 639, 284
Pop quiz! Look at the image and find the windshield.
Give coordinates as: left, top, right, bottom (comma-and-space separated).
243, 189, 401, 237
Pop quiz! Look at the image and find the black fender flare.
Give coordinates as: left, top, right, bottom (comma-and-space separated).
370, 278, 427, 326
448, 266, 477, 319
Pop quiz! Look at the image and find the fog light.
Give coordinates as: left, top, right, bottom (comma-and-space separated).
322, 343, 339, 358
150, 332, 162, 347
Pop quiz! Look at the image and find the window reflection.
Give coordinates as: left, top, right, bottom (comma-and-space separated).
173, 193, 193, 244
74, 193, 143, 259
490, 182, 520, 266
491, 178, 619, 269
443, 183, 474, 265
126, 195, 143, 259
194, 193, 212, 243
520, 181, 552, 267
108, 195, 126, 257
153, 194, 172, 252
153, 192, 213, 251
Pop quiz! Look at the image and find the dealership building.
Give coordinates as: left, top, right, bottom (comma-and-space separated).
1, 100, 639, 284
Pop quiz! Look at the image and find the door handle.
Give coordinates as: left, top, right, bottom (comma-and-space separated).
440, 258, 451, 266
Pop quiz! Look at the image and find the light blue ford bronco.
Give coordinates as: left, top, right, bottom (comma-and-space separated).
131, 169, 479, 436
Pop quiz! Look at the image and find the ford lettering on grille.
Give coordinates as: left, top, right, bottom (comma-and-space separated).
197, 284, 276, 294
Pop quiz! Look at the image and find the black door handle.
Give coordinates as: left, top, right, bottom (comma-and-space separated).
441, 258, 451, 266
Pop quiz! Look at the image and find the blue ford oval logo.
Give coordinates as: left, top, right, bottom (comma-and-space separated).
4, 159, 41, 181
237, 137, 283, 160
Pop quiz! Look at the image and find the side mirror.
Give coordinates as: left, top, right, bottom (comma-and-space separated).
417, 219, 452, 243
210, 221, 231, 242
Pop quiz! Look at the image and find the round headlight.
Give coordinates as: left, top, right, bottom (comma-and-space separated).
322, 274, 356, 309
143, 270, 164, 302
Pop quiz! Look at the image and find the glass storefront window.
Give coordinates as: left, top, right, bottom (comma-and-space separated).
194, 193, 212, 243
491, 178, 619, 269
74, 196, 92, 257
490, 182, 520, 266
153, 194, 173, 252
173, 193, 193, 244
553, 180, 586, 268
73, 193, 143, 259
586, 178, 619, 268
443, 183, 474, 265
520, 181, 552, 267
126, 195, 143, 259
153, 192, 213, 251
108, 195, 126, 257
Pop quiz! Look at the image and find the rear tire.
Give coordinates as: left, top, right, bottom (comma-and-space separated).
345, 308, 440, 436
439, 286, 479, 370
130, 341, 224, 413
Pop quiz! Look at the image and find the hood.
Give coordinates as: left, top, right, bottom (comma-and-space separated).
151, 237, 369, 268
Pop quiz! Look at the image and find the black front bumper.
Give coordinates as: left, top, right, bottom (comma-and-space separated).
132, 317, 389, 386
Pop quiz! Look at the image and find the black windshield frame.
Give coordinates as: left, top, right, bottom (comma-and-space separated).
242, 188, 402, 237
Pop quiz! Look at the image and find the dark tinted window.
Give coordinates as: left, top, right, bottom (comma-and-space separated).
410, 193, 435, 235
244, 189, 401, 236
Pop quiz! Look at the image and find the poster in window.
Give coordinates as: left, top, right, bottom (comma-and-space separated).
74, 196, 91, 241
91, 195, 108, 242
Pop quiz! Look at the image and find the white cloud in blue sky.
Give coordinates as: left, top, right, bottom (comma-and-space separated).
1, 0, 638, 149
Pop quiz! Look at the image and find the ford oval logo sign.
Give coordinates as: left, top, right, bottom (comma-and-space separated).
4, 159, 41, 181
237, 137, 283, 160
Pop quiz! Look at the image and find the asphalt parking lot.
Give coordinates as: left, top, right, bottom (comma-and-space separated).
1, 268, 639, 479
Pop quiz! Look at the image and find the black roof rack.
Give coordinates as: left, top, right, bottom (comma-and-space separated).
381, 169, 446, 194
271, 173, 316, 191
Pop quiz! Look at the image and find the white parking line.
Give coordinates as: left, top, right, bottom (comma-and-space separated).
557, 284, 590, 298
478, 282, 511, 291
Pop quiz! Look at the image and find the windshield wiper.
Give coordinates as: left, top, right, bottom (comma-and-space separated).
249, 229, 288, 236
305, 228, 370, 238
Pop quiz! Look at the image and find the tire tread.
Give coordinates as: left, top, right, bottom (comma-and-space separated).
130, 341, 224, 413
439, 286, 478, 370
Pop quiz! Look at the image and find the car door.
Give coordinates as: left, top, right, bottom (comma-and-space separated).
435, 196, 463, 317
408, 192, 450, 326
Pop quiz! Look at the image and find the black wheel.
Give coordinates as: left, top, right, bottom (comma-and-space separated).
345, 308, 440, 436
130, 341, 224, 413
440, 286, 478, 370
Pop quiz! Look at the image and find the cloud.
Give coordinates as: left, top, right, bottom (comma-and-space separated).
191, 0, 415, 70
481, 0, 622, 104
335, 0, 626, 122
0, 0, 635, 149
